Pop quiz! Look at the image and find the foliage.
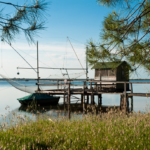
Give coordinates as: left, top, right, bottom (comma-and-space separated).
87, 0, 150, 73
1, 110, 150, 149
0, 0, 49, 44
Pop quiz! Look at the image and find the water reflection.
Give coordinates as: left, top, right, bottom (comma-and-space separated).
1, 80, 150, 126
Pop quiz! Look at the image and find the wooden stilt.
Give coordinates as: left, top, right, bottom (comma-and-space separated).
68, 83, 71, 119
91, 93, 94, 105
83, 82, 86, 114
120, 94, 124, 110
87, 95, 89, 104
127, 96, 129, 113
98, 94, 102, 108
63, 93, 66, 110
131, 96, 133, 112
124, 82, 127, 113
81, 94, 83, 105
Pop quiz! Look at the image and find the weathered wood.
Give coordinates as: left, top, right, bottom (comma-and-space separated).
91, 93, 94, 105
127, 96, 129, 113
98, 94, 102, 108
128, 93, 150, 97
131, 96, 133, 112
63, 93, 66, 110
83, 82, 86, 114
130, 83, 133, 93
124, 83, 127, 113
87, 95, 89, 104
81, 94, 83, 105
68, 83, 71, 119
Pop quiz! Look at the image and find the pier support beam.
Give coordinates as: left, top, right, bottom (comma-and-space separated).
91, 93, 94, 105
120, 95, 124, 110
131, 96, 133, 112
98, 94, 102, 108
83, 82, 86, 114
68, 83, 71, 119
63, 93, 66, 110
87, 95, 89, 104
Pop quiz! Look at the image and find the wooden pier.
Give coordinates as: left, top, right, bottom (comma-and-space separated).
36, 80, 150, 119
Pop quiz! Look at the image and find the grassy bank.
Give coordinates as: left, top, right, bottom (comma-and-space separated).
0, 110, 150, 150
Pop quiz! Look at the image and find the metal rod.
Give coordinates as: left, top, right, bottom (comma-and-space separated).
17, 67, 86, 70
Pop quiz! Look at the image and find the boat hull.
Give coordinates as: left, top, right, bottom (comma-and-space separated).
17, 93, 60, 106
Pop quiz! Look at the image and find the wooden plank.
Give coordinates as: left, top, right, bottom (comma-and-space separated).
124, 83, 127, 113
130, 83, 133, 93
128, 93, 150, 97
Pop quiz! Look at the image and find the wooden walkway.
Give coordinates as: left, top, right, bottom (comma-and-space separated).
36, 80, 150, 119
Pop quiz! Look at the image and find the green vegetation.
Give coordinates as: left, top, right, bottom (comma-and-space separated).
87, 0, 150, 73
0, 110, 150, 149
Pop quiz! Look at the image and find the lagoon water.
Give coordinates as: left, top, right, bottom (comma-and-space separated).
0, 79, 150, 125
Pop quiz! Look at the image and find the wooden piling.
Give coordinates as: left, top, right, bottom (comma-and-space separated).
98, 94, 102, 108
81, 94, 83, 105
124, 82, 127, 113
87, 95, 89, 104
127, 96, 129, 113
63, 93, 66, 110
68, 83, 71, 119
131, 96, 133, 112
83, 82, 86, 114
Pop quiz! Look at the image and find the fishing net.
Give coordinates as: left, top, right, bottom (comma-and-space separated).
0, 73, 86, 94
48, 72, 85, 79
0, 74, 36, 93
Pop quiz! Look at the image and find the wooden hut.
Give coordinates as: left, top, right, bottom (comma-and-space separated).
92, 61, 131, 91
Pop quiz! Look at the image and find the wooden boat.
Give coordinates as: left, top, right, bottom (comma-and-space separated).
17, 93, 60, 105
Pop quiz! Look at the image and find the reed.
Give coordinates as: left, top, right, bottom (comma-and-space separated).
0, 107, 150, 150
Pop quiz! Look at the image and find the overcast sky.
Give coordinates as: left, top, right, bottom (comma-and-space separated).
0, 0, 149, 79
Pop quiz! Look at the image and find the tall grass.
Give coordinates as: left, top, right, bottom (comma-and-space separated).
0, 108, 150, 149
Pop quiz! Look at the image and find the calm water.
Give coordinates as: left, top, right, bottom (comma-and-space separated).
1, 79, 150, 125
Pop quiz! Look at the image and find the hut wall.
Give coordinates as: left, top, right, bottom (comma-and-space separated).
95, 69, 117, 88
116, 62, 129, 91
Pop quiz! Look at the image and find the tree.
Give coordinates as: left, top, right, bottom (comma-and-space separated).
0, 0, 49, 44
87, 0, 150, 73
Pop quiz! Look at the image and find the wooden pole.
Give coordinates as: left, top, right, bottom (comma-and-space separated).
130, 83, 133, 93
63, 93, 65, 110
83, 81, 86, 114
127, 96, 129, 113
87, 95, 89, 104
131, 96, 133, 112
68, 83, 71, 119
91, 93, 94, 105
98, 94, 102, 108
124, 82, 127, 113
81, 94, 83, 105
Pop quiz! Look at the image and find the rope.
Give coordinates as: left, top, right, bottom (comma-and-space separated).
1, 41, 2, 68
67, 37, 85, 73
3, 39, 37, 73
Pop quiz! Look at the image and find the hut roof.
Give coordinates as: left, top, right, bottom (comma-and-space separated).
92, 61, 130, 69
